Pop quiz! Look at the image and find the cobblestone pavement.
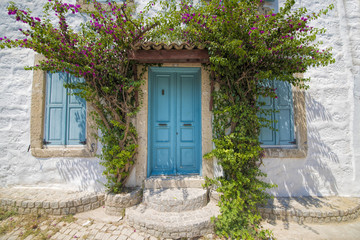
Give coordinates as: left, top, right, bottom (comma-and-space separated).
0, 207, 217, 240
2, 188, 360, 239
2, 207, 360, 240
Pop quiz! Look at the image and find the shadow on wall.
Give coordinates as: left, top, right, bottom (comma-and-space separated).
267, 93, 339, 197
56, 159, 106, 193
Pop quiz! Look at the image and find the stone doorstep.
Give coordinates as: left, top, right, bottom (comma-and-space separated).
144, 175, 206, 189
258, 196, 360, 224
126, 200, 220, 239
143, 188, 209, 212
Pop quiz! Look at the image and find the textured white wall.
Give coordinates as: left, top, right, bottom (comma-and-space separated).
0, 0, 359, 197
0, 0, 106, 192
262, 0, 360, 197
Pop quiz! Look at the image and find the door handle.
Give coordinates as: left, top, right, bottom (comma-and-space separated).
159, 123, 167, 126
183, 124, 192, 126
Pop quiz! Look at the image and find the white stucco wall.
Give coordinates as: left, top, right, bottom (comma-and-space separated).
0, 0, 105, 192
262, 0, 360, 197
0, 0, 360, 197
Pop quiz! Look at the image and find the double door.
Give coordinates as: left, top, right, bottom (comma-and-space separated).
148, 67, 201, 176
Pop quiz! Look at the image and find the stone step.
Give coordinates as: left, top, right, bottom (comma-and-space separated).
0, 187, 104, 216
143, 188, 208, 212
126, 200, 220, 239
144, 176, 205, 189
259, 196, 360, 224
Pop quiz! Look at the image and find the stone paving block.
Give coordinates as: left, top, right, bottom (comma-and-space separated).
81, 197, 90, 205
21, 201, 27, 208
69, 207, 76, 214
118, 235, 128, 240
84, 204, 91, 212
94, 232, 105, 240
35, 201, 43, 208
73, 199, 81, 207
62, 235, 73, 240
61, 208, 69, 215
53, 209, 61, 215
15, 201, 22, 207
92, 202, 100, 209
51, 202, 59, 209
43, 201, 50, 209
27, 201, 35, 208
59, 201, 67, 208
90, 195, 98, 203
76, 206, 84, 213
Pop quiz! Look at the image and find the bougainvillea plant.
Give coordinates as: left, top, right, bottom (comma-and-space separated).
0, 0, 166, 193
1, 0, 334, 238
159, 0, 334, 238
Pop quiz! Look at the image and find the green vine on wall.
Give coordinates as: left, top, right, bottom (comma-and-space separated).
1, 0, 335, 238
161, 0, 335, 238
0, 0, 165, 193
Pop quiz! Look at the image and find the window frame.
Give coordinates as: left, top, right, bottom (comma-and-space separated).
261, 81, 308, 158
30, 54, 97, 158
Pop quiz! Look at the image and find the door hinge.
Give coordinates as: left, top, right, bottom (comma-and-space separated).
80, 140, 87, 145
43, 139, 51, 145
289, 140, 297, 144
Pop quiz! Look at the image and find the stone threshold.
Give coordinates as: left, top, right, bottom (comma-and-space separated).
0, 187, 104, 216
144, 175, 205, 189
258, 196, 360, 224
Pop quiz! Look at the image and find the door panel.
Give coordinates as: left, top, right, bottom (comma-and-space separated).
149, 68, 201, 176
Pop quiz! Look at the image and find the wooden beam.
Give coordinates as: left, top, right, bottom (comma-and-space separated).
129, 49, 209, 63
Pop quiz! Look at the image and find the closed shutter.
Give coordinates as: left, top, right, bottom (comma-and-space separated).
66, 75, 86, 145
259, 80, 276, 145
44, 72, 67, 145
259, 80, 295, 146
275, 80, 294, 145
44, 72, 86, 145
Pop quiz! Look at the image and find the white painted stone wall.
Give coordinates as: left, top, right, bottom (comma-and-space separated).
0, 0, 360, 197
0, 0, 106, 192
262, 0, 360, 197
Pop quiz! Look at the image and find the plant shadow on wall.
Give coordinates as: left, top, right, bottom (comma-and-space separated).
269, 93, 338, 197
265, 93, 339, 230
56, 159, 106, 192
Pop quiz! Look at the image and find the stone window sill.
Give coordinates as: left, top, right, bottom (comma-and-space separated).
31, 147, 96, 158
262, 143, 307, 159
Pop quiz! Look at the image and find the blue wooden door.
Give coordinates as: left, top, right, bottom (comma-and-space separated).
148, 67, 201, 176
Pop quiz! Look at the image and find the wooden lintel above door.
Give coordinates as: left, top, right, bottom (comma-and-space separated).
128, 49, 210, 63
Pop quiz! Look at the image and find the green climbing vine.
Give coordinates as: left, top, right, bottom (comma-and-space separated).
160, 0, 335, 238
0, 0, 167, 193
1, 0, 335, 238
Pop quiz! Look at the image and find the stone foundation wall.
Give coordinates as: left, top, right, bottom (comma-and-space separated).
105, 188, 142, 216
259, 205, 360, 224
0, 194, 105, 216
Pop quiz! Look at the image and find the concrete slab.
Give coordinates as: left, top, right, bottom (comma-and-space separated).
262, 218, 360, 240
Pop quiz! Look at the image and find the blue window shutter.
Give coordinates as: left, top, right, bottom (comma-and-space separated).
66, 75, 86, 145
274, 80, 295, 145
259, 80, 276, 145
44, 72, 67, 145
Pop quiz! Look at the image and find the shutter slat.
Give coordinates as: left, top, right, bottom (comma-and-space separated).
275, 80, 295, 145
44, 72, 67, 145
259, 80, 276, 145
66, 75, 86, 145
